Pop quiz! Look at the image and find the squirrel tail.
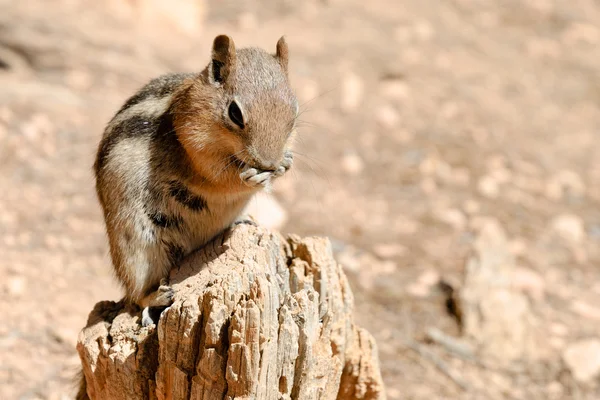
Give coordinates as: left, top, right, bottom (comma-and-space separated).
75, 369, 90, 400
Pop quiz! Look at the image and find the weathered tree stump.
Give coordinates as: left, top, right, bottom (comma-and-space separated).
77, 224, 386, 399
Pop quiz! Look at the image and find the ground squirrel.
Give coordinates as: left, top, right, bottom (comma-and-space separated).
93, 35, 297, 327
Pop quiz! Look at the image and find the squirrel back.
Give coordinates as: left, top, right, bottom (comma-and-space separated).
80, 35, 298, 400
93, 35, 297, 310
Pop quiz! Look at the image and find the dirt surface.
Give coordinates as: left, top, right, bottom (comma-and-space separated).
1, 0, 600, 399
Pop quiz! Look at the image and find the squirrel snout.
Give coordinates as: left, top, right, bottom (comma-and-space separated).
256, 160, 278, 172
245, 146, 285, 172
233, 153, 278, 172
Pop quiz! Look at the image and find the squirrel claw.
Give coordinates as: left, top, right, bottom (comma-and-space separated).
274, 152, 293, 177
273, 166, 286, 177
239, 152, 293, 185
240, 168, 273, 187
281, 151, 293, 169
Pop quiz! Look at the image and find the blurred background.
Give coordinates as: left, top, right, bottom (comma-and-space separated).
1, 0, 600, 398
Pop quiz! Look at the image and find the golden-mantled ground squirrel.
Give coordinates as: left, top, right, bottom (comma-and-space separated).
94, 35, 297, 326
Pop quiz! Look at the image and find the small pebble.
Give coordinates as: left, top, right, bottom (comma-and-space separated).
478, 175, 500, 198
341, 152, 364, 175
6, 276, 26, 296
562, 339, 600, 383
551, 214, 585, 243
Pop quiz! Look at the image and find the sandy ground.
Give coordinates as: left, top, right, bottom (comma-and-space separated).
1, 0, 600, 398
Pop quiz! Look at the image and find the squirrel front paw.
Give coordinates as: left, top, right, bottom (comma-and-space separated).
274, 151, 293, 177
239, 152, 293, 186
240, 168, 274, 187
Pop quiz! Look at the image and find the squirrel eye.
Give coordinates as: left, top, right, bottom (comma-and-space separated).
228, 101, 245, 129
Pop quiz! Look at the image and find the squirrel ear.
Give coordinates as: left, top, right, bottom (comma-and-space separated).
210, 35, 236, 85
275, 36, 289, 75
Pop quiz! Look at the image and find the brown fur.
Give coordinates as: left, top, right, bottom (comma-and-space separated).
95, 34, 296, 315
81, 34, 297, 399
76, 370, 89, 400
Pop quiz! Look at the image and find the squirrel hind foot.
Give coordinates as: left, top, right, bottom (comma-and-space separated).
138, 283, 174, 326
139, 283, 174, 308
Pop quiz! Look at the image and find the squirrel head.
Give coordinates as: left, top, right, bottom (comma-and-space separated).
174, 35, 298, 182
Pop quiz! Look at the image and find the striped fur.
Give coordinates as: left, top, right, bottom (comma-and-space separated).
93, 38, 297, 317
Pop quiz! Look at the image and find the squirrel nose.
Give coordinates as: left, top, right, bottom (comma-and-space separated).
248, 146, 280, 171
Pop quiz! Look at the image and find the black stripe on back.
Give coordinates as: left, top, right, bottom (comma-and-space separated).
147, 210, 183, 229
168, 180, 207, 212
94, 73, 194, 175
94, 115, 157, 174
